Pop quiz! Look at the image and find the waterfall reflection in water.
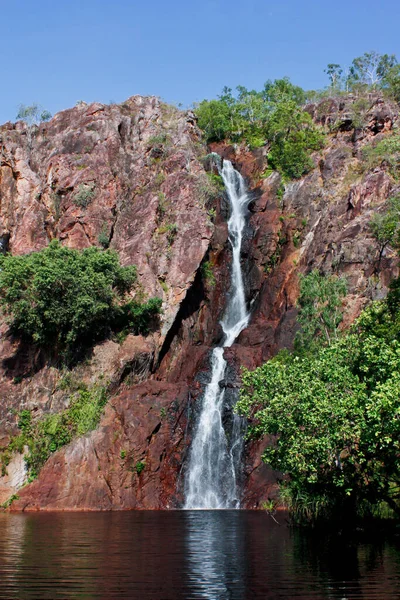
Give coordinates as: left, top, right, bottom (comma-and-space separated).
0, 512, 399, 600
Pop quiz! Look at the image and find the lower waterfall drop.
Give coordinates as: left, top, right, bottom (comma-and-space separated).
184, 159, 251, 509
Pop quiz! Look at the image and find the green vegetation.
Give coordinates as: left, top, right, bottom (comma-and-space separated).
16, 103, 52, 125
362, 132, 400, 180
135, 461, 145, 475
98, 227, 110, 249
0, 384, 108, 480
157, 222, 178, 245
0, 240, 162, 360
196, 78, 324, 180
295, 270, 347, 352
238, 277, 400, 524
73, 183, 96, 208
195, 52, 400, 182
157, 192, 168, 219
1, 494, 19, 509
370, 195, 400, 261
201, 260, 216, 287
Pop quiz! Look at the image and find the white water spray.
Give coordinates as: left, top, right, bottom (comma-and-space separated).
184, 159, 251, 509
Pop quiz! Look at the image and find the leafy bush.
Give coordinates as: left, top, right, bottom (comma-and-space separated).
98, 227, 110, 249
238, 280, 400, 524
0, 241, 161, 358
362, 132, 400, 179
73, 183, 96, 208
370, 195, 400, 260
295, 269, 347, 351
264, 100, 324, 179
135, 461, 145, 474
1, 384, 108, 479
382, 64, 400, 102
195, 78, 324, 180
201, 260, 216, 287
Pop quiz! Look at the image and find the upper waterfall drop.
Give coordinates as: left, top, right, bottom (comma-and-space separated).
184, 158, 251, 510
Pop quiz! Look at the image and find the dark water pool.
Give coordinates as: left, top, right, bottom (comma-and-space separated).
0, 511, 399, 599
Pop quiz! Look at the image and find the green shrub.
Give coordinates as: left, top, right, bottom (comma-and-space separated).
98, 227, 110, 249
148, 133, 170, 146
201, 261, 216, 287
238, 276, 400, 524
369, 195, 400, 260
195, 79, 323, 180
0, 240, 161, 358
362, 132, 400, 179
157, 192, 168, 220
6, 385, 108, 479
1, 494, 19, 509
135, 461, 145, 474
295, 269, 347, 351
73, 183, 96, 208
157, 222, 178, 245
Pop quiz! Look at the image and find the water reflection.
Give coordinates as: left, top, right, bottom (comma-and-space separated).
0, 511, 399, 599
184, 511, 247, 599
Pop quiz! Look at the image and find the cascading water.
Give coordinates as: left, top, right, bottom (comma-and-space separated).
184, 159, 251, 509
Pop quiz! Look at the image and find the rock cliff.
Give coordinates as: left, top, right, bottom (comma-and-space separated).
0, 94, 398, 509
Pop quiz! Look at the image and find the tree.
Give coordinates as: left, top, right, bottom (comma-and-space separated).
294, 270, 347, 351
324, 64, 343, 88
348, 51, 398, 87
0, 241, 161, 359
195, 98, 233, 142
16, 103, 52, 126
265, 101, 324, 179
369, 195, 400, 264
16, 103, 52, 149
381, 64, 400, 102
238, 289, 400, 524
195, 78, 323, 178
262, 77, 306, 105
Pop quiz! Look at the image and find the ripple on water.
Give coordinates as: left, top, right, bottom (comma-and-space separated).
0, 511, 399, 599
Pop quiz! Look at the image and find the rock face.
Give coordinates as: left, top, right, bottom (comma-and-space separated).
0, 97, 214, 506
1, 94, 399, 510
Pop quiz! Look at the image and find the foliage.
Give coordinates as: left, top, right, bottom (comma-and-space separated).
0, 241, 161, 358
324, 64, 343, 88
157, 222, 178, 245
348, 52, 398, 87
196, 173, 224, 206
16, 103, 52, 125
0, 384, 109, 480
135, 461, 145, 474
238, 281, 400, 524
201, 260, 216, 287
157, 192, 168, 219
264, 100, 324, 179
362, 132, 400, 179
195, 78, 324, 179
73, 183, 96, 208
382, 64, 400, 102
295, 269, 347, 351
369, 195, 400, 259
16, 103, 52, 149
348, 97, 371, 129
1, 494, 19, 509
98, 227, 110, 249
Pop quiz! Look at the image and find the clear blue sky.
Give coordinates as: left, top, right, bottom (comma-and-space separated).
2, 0, 400, 124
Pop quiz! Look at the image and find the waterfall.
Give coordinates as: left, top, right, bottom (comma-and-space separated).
184, 159, 251, 509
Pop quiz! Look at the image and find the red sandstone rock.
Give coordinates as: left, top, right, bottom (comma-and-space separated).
1, 94, 399, 511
